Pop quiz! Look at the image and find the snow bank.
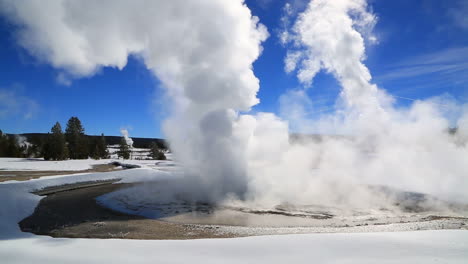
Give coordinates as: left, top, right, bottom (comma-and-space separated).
0, 231, 467, 263
0, 157, 177, 172
0, 168, 171, 238
0, 158, 109, 171
0, 157, 178, 238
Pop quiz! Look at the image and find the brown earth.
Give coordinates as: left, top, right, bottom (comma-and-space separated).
0, 164, 120, 182
19, 182, 235, 240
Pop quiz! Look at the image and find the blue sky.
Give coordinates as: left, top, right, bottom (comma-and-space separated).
1, 0, 467, 138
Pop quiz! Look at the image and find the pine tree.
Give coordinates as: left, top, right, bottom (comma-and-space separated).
26, 143, 40, 158
0, 130, 7, 157
149, 142, 166, 160
98, 133, 109, 159
44, 122, 68, 160
0, 131, 21, 157
6, 136, 20, 157
65, 117, 89, 159
42, 133, 51, 160
117, 137, 130, 160
91, 143, 100, 160
91, 133, 109, 159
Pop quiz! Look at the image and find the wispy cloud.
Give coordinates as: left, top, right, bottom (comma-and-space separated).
376, 46, 468, 87
448, 0, 468, 30
278, 0, 310, 45
0, 85, 40, 120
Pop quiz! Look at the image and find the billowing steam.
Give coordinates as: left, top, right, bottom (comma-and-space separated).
1, 0, 467, 209
120, 128, 133, 148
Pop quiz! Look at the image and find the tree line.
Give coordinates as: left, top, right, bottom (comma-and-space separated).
40, 117, 109, 160
1, 116, 166, 160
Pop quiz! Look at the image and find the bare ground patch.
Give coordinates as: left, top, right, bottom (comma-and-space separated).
19, 182, 235, 240
0, 164, 120, 182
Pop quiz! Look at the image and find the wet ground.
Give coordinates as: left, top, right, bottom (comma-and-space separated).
96, 181, 468, 229
19, 182, 235, 240
110, 197, 468, 229
19, 180, 468, 239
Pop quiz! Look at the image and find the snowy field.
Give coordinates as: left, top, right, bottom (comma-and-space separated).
0, 158, 112, 171
0, 159, 467, 263
107, 145, 152, 160
0, 156, 175, 173
1, 230, 467, 264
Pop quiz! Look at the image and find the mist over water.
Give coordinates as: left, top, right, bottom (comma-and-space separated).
2, 0, 467, 211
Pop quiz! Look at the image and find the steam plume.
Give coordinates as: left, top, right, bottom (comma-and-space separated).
120, 129, 133, 148
1, 0, 467, 208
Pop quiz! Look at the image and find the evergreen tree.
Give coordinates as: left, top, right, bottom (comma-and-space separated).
91, 133, 109, 159
44, 122, 68, 160
0, 130, 7, 157
117, 137, 130, 159
26, 143, 40, 158
98, 133, 109, 159
65, 117, 88, 159
149, 142, 166, 160
0, 131, 21, 157
6, 136, 20, 157
42, 133, 51, 160
91, 143, 100, 160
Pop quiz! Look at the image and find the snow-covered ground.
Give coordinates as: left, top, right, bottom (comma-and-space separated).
107, 145, 169, 160
0, 158, 111, 171
0, 168, 172, 237
108, 145, 151, 159
0, 159, 467, 263
0, 156, 175, 172
1, 230, 467, 264
111, 154, 179, 171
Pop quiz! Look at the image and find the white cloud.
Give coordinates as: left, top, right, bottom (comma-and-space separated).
0, 0, 268, 112
0, 0, 269, 199
279, 89, 340, 134
278, 0, 309, 45
0, 85, 39, 120
283, 0, 381, 111
276, 0, 468, 205
283, 0, 309, 16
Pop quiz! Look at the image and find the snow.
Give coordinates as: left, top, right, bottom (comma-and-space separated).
0, 159, 467, 263
0, 157, 175, 172
107, 145, 169, 160
0, 158, 109, 171
0, 168, 171, 238
0, 231, 467, 263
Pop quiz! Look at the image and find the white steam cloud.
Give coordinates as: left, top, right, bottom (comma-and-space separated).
1, 0, 467, 209
276, 0, 468, 205
0, 0, 268, 200
120, 128, 133, 148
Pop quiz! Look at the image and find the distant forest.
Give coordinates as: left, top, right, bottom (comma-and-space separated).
18, 133, 166, 149
0, 116, 167, 160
